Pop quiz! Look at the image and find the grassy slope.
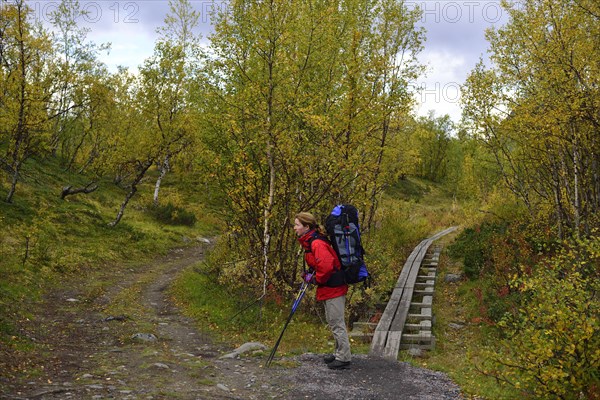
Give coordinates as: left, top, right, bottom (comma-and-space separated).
1, 158, 513, 398
0, 156, 222, 340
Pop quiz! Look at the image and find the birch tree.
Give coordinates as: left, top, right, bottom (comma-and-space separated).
107, 0, 202, 225
202, 0, 424, 292
138, 41, 196, 207
106, 69, 152, 227
413, 113, 452, 182
151, 0, 202, 205
0, 0, 54, 203
462, 0, 600, 238
47, 0, 109, 163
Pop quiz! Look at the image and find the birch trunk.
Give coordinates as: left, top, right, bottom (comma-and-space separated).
109, 159, 153, 227
6, 165, 20, 204
261, 14, 278, 299
367, 114, 389, 229
263, 141, 275, 298
6, 3, 28, 204
153, 155, 170, 206
572, 132, 581, 238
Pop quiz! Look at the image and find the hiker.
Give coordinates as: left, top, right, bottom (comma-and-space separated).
294, 211, 351, 370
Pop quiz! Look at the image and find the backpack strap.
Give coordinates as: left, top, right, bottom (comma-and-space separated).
305, 232, 345, 287
305, 231, 334, 252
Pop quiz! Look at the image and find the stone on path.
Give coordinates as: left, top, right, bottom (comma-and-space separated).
407, 348, 425, 358
219, 342, 266, 359
444, 273, 463, 283
217, 383, 230, 392
131, 333, 158, 342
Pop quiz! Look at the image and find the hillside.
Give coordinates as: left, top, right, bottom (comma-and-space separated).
0, 157, 220, 337
0, 162, 474, 399
1, 157, 514, 399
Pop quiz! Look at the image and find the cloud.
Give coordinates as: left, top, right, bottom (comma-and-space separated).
71, 1, 219, 71
25, 0, 224, 76
91, 26, 155, 72
68, 0, 218, 36
30, 0, 507, 121
408, 0, 509, 121
413, 50, 466, 121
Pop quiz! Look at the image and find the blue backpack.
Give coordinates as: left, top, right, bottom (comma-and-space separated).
325, 204, 369, 284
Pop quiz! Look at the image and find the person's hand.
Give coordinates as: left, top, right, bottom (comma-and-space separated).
302, 272, 314, 284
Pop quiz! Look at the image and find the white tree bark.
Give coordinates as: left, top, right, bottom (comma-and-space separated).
153, 154, 170, 206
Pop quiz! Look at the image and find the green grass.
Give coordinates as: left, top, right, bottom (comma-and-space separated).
1, 158, 516, 399
170, 266, 334, 358
170, 177, 519, 399
385, 176, 431, 201
0, 156, 222, 341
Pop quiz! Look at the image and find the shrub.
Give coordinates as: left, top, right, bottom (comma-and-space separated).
448, 222, 506, 279
480, 236, 600, 399
149, 202, 196, 226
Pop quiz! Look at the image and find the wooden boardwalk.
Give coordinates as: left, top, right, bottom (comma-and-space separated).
369, 226, 457, 359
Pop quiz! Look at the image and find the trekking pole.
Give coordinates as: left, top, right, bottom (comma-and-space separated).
265, 275, 312, 367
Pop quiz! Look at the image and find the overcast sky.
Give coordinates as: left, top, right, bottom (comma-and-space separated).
31, 0, 509, 122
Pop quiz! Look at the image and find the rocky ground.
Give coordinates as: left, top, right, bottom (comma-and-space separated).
0, 243, 464, 400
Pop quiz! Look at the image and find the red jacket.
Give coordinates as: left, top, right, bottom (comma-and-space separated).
298, 230, 348, 301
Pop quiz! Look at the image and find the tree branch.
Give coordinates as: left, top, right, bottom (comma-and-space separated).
60, 182, 99, 199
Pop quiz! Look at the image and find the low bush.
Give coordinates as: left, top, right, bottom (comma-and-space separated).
447, 222, 507, 279
148, 202, 197, 226
480, 236, 600, 399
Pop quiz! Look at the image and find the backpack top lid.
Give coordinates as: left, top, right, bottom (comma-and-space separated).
330, 204, 359, 223
331, 205, 344, 217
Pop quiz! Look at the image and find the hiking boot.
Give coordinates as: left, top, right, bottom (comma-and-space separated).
323, 354, 335, 364
327, 360, 351, 370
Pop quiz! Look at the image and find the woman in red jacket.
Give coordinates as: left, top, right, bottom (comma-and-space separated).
294, 212, 351, 370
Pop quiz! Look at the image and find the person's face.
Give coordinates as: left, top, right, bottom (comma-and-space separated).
293, 218, 310, 237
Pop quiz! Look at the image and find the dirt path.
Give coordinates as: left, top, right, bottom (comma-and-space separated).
0, 243, 463, 400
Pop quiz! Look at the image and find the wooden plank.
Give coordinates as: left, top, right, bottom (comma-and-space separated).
394, 240, 427, 288
374, 239, 429, 336
373, 287, 404, 333
414, 287, 434, 295
427, 226, 458, 241
404, 320, 432, 330
371, 242, 425, 357
384, 241, 431, 360
410, 296, 433, 308
408, 308, 432, 320
382, 331, 403, 360
370, 226, 458, 358
370, 331, 389, 356
414, 280, 435, 287
399, 340, 436, 350
402, 331, 433, 342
